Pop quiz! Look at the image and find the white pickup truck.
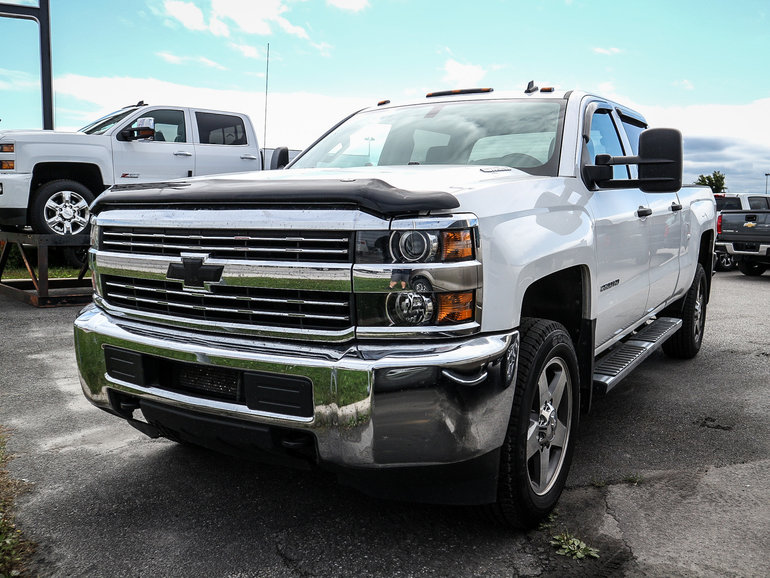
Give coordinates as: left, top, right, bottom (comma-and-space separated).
74, 85, 715, 528
0, 102, 282, 235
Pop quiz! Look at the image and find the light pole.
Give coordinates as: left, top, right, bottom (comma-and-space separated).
766, 173, 770, 195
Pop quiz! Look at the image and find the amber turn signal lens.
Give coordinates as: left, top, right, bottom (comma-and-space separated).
437, 292, 474, 324
441, 230, 473, 261
0, 160, 14, 170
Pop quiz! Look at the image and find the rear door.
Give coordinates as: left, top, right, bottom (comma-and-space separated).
193, 111, 261, 175
618, 112, 683, 314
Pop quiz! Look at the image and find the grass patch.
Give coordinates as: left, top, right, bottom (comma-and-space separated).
0, 267, 82, 280
0, 429, 35, 577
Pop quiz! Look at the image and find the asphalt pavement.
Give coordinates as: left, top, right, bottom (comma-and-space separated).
0, 270, 768, 577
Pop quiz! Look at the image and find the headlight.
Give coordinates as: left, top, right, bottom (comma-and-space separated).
354, 215, 480, 334
356, 228, 476, 264
0, 143, 13, 153
0, 161, 13, 170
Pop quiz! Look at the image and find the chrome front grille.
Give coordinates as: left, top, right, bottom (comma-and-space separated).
101, 227, 353, 262
102, 276, 353, 331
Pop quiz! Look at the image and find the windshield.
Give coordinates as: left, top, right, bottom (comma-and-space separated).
291, 99, 564, 176
79, 107, 139, 135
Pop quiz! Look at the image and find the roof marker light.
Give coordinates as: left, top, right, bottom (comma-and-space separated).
377, 99, 391, 106
426, 88, 494, 98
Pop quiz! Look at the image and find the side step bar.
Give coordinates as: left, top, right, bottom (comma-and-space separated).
593, 317, 683, 394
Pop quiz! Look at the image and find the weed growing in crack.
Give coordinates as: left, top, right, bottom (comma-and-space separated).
623, 473, 643, 486
550, 531, 600, 560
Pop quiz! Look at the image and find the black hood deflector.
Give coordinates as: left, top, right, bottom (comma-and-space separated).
92, 178, 459, 219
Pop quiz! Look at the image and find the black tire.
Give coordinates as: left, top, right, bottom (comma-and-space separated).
30, 179, 95, 236
61, 246, 89, 269
737, 261, 767, 277
663, 263, 707, 359
488, 318, 580, 529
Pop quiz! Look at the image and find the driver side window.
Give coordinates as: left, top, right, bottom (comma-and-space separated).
129, 109, 186, 143
587, 111, 629, 179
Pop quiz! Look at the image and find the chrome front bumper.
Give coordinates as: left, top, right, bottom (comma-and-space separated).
74, 304, 519, 469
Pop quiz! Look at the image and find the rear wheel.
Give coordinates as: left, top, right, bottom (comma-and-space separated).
30, 179, 94, 236
737, 261, 767, 277
489, 318, 580, 529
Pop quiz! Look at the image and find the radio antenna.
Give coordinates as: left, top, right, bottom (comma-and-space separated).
263, 42, 270, 148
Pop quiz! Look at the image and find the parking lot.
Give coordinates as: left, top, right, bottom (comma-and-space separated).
1, 270, 768, 577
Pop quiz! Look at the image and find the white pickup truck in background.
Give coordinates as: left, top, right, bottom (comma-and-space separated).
0, 103, 291, 235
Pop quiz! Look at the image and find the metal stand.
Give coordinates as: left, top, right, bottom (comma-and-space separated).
0, 231, 92, 307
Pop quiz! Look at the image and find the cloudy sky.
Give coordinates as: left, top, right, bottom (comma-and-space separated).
2, 0, 770, 192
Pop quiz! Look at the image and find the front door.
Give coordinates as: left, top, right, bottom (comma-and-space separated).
112, 108, 194, 184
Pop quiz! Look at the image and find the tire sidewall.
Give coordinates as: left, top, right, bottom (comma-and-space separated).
511, 324, 580, 514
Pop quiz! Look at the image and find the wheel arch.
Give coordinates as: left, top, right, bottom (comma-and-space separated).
519, 265, 594, 413
30, 163, 106, 203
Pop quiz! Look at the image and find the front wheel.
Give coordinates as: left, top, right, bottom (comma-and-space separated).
30, 179, 95, 236
737, 261, 767, 277
663, 263, 707, 359
489, 318, 580, 529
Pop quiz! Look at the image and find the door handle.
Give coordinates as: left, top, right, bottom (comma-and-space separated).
670, 202, 683, 212
173, 151, 192, 157
637, 207, 652, 218
240, 154, 258, 160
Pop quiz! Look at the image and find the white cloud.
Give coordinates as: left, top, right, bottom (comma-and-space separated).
164, 0, 207, 31
327, 0, 370, 12
673, 79, 694, 91
0, 68, 40, 91
209, 16, 230, 37
593, 47, 622, 55
161, 0, 309, 39
442, 59, 486, 87
156, 52, 226, 70
210, 0, 305, 37
312, 41, 333, 58
276, 16, 308, 39
230, 43, 261, 59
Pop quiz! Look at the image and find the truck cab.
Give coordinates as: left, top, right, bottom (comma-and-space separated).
0, 103, 261, 235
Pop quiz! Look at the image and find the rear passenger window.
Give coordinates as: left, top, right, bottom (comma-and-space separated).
748, 197, 769, 210
196, 112, 247, 145
716, 197, 741, 211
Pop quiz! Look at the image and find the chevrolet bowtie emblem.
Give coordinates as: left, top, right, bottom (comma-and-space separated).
166, 255, 223, 290
743, 222, 757, 228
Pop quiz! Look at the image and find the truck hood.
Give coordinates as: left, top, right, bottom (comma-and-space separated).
94, 165, 552, 218
0, 129, 104, 144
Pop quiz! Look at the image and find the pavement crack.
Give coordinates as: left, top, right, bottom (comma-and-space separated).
274, 532, 314, 577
